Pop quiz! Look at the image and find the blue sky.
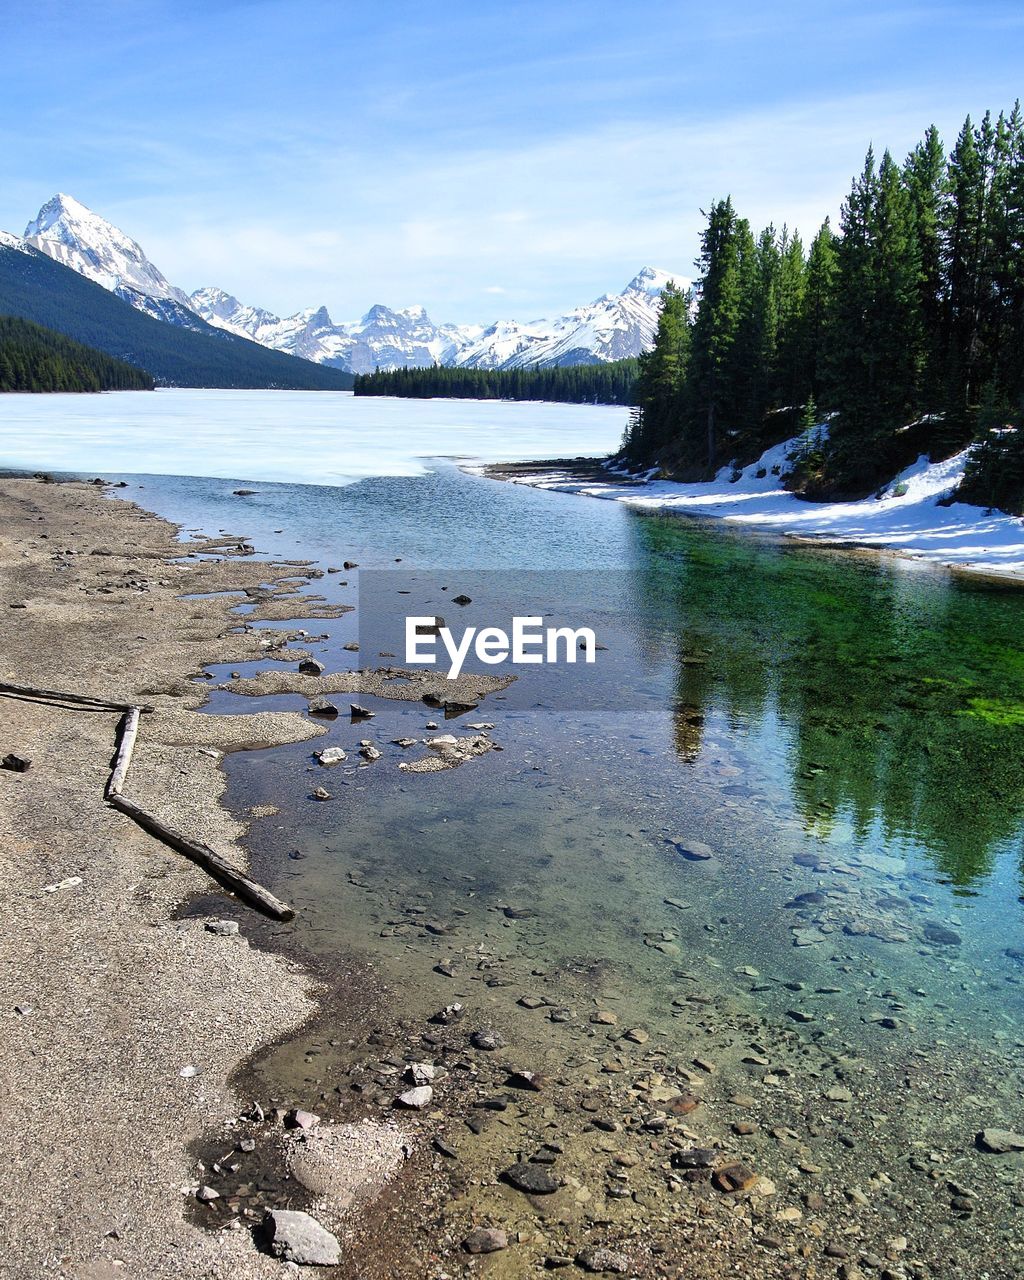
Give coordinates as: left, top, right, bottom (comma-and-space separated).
2, 0, 1022, 323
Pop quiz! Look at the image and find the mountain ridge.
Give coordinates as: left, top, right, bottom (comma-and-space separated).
18, 194, 687, 375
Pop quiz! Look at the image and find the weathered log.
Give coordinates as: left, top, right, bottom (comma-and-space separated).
0, 680, 153, 714
108, 792, 295, 921
105, 707, 141, 799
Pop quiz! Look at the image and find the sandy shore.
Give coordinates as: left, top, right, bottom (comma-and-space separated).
0, 476, 333, 1278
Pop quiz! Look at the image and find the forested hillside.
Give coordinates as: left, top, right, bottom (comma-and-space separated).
354, 359, 639, 404
0, 315, 154, 391
0, 239, 354, 390
625, 105, 1024, 511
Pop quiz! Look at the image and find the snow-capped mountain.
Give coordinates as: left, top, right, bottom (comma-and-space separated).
190, 289, 478, 374
17, 193, 687, 372
453, 267, 686, 369
191, 267, 686, 373
23, 194, 200, 327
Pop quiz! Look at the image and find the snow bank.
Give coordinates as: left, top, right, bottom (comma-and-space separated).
521, 439, 1024, 580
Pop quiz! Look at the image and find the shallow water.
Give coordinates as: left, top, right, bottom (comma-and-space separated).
76, 446, 1024, 1272
124, 464, 1024, 1050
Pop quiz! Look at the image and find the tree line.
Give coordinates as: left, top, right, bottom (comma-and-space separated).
0, 314, 155, 392
624, 105, 1024, 511
353, 359, 640, 405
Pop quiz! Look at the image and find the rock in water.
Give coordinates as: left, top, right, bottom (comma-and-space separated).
576, 1247, 629, 1274
712, 1163, 758, 1193
263, 1209, 341, 1266
463, 1227, 507, 1254
670, 838, 714, 861
298, 657, 325, 676
502, 1162, 560, 1195
318, 747, 347, 766
923, 922, 961, 946
308, 697, 339, 719
977, 1128, 1024, 1153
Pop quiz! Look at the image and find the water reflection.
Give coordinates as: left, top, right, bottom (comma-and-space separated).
631, 512, 1024, 888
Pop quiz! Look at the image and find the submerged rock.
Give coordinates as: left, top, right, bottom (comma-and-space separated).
670, 838, 714, 861
976, 1128, 1024, 1153
463, 1227, 507, 1254
263, 1208, 341, 1266
502, 1162, 560, 1195
924, 922, 962, 946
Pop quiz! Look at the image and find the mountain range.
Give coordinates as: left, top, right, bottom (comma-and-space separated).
0, 228, 354, 390
16, 194, 685, 375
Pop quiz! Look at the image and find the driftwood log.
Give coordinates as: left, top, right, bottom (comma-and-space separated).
1, 681, 295, 921
105, 707, 140, 799
0, 679, 152, 714
109, 791, 295, 921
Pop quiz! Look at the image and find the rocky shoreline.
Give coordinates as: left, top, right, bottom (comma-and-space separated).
0, 475, 415, 1278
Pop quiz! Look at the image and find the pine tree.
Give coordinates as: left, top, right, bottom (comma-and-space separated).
689, 199, 746, 470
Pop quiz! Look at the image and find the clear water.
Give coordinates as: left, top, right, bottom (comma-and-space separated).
122, 463, 1024, 1051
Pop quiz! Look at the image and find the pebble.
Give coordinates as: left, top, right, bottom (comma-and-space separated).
196, 1185, 220, 1202
591, 1011, 618, 1026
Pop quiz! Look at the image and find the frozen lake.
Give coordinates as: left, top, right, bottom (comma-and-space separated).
0, 387, 627, 485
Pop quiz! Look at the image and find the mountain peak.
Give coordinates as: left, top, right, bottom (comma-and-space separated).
23, 191, 196, 318
624, 266, 687, 296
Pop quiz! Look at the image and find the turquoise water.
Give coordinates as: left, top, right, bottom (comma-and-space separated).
122, 464, 1024, 1036
125, 463, 1024, 1272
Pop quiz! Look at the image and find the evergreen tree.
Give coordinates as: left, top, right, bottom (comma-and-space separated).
688, 198, 747, 470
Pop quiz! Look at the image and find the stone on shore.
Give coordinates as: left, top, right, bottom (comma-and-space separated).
463, 1227, 507, 1254
576, 1246, 629, 1274
395, 1086, 433, 1109
263, 1208, 341, 1266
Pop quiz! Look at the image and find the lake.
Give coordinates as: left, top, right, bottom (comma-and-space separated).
4, 388, 1024, 1275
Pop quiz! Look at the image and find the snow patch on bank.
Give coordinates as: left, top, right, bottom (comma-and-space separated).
520, 438, 1024, 579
